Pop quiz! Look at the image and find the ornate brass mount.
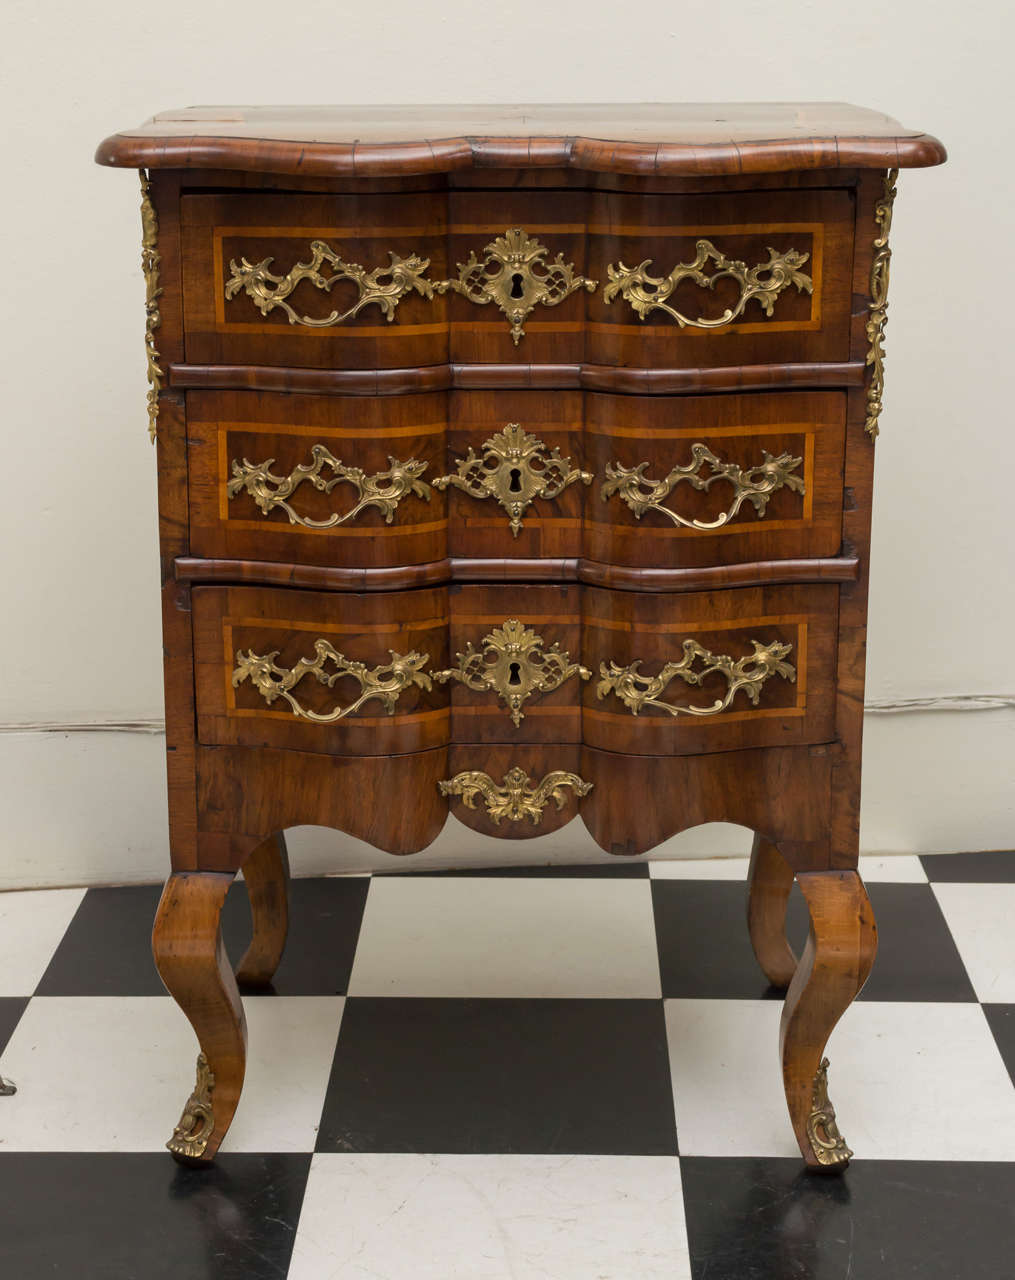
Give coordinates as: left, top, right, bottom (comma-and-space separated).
435, 619, 590, 725
597, 638, 795, 718
806, 1057, 853, 1167
433, 423, 592, 537
604, 239, 812, 329
439, 765, 593, 825
434, 228, 597, 344
227, 447, 432, 529
139, 172, 163, 444
602, 444, 804, 530
167, 1053, 215, 1160
225, 240, 434, 327
865, 169, 898, 439
232, 642, 432, 723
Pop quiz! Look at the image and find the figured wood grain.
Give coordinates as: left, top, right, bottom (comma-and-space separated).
97, 103, 946, 176
234, 831, 290, 988
747, 833, 799, 988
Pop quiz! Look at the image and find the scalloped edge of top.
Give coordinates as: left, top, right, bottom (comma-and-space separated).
95, 130, 947, 177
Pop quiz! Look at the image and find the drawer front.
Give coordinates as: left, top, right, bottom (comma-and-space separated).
586, 188, 854, 368
582, 583, 838, 755
193, 585, 449, 755
187, 389, 447, 568
441, 585, 586, 744
583, 390, 845, 567
181, 193, 449, 369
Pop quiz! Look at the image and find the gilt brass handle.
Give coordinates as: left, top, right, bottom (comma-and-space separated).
224, 239, 434, 327
232, 643, 432, 723
433, 423, 591, 537
434, 619, 590, 725
603, 239, 812, 328
433, 228, 597, 344
439, 765, 593, 825
227, 448, 432, 529
597, 639, 795, 718
601, 444, 804, 530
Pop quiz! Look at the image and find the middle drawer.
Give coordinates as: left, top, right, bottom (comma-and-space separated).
187, 387, 845, 568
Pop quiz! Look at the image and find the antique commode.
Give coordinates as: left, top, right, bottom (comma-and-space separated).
96, 104, 945, 1170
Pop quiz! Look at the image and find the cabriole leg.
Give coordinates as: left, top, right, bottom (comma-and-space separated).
780, 870, 877, 1171
746, 833, 798, 989
152, 871, 247, 1166
235, 832, 290, 988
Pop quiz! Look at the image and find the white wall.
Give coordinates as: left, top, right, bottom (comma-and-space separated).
2, 0, 1013, 887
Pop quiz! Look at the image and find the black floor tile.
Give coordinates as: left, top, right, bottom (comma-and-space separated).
652, 880, 976, 1002
920, 850, 1015, 882
383, 862, 649, 877
34, 876, 369, 997
983, 1004, 1015, 1085
317, 997, 677, 1155
0, 996, 28, 1055
681, 1156, 1015, 1280
0, 1153, 310, 1280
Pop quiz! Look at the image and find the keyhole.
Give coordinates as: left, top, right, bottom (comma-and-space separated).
510, 272, 525, 299
508, 467, 522, 492
508, 662, 522, 686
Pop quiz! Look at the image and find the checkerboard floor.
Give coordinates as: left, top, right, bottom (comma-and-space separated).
2, 851, 1014, 1279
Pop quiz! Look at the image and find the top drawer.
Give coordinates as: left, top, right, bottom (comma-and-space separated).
181, 192, 450, 369
179, 187, 855, 371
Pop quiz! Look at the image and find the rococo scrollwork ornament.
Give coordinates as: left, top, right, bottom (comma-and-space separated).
434, 228, 597, 344
166, 1053, 215, 1160
232, 642, 432, 723
602, 444, 805, 530
439, 765, 593, 825
806, 1057, 853, 1167
227, 447, 432, 529
225, 239, 434, 327
139, 172, 163, 444
865, 169, 898, 440
598, 638, 796, 718
435, 619, 591, 725
433, 423, 592, 537
604, 239, 812, 329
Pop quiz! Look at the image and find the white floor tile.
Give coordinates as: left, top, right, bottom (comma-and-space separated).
349, 876, 661, 998
665, 998, 1015, 1161
0, 995, 342, 1152
648, 854, 927, 882
932, 883, 1015, 1001
289, 1153, 689, 1280
0, 888, 86, 996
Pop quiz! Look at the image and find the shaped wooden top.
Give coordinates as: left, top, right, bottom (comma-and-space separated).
96, 102, 945, 177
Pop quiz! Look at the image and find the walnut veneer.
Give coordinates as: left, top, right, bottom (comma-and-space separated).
97, 103, 945, 1172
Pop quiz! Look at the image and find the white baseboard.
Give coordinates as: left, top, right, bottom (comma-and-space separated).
1, 708, 1012, 889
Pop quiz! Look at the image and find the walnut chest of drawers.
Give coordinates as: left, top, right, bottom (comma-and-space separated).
96, 103, 946, 1171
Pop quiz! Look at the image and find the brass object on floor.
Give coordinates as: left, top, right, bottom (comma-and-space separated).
166, 1053, 215, 1160
433, 423, 592, 537
227, 448, 432, 529
601, 444, 804, 529
439, 765, 593, 824
806, 1057, 853, 1167
604, 239, 812, 328
435, 619, 591, 725
225, 240, 434, 327
434, 228, 597, 344
865, 169, 899, 439
597, 638, 795, 717
139, 172, 163, 444
232, 643, 432, 723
